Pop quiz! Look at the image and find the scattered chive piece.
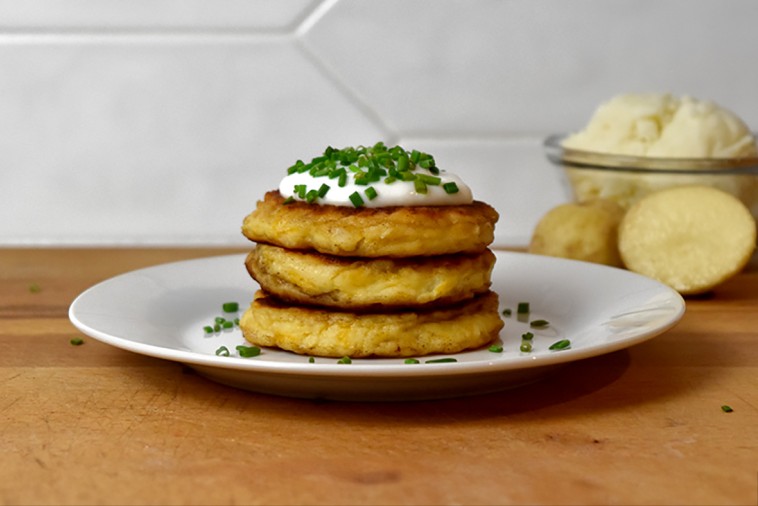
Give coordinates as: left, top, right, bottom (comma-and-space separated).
215, 316, 226, 324
365, 186, 378, 200
215, 346, 230, 357
521, 332, 534, 341
442, 182, 459, 194
233, 318, 240, 326
70, 337, 84, 346
530, 319, 550, 329
338, 172, 348, 187
425, 357, 457, 363
721, 405, 734, 413
413, 179, 428, 194
308, 357, 315, 363
29, 283, 41, 293
337, 356, 352, 364
222, 302, 239, 313
222, 321, 233, 329
549, 339, 571, 351
236, 345, 261, 358
213, 324, 221, 332
305, 189, 319, 203
318, 183, 330, 198
282, 196, 295, 205
348, 191, 364, 207
488, 344, 503, 353
520, 342, 532, 353
404, 358, 420, 364
517, 302, 530, 314
203, 325, 214, 334
501, 308, 512, 317
417, 174, 441, 185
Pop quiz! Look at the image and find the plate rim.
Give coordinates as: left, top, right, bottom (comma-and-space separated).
68, 251, 686, 380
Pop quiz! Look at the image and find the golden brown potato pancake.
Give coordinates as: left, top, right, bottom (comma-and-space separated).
245, 244, 495, 309
241, 191, 498, 257
240, 290, 503, 358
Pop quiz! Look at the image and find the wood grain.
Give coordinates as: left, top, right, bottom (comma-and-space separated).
2, 248, 757, 506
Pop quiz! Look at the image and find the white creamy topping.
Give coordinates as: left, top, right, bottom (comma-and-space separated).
279, 166, 473, 207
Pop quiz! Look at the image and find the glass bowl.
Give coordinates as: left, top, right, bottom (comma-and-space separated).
544, 134, 758, 220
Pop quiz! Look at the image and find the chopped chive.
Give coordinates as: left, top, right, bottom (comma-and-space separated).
383, 176, 397, 184
520, 342, 532, 353
425, 357, 457, 363
337, 356, 352, 364
282, 196, 295, 205
222, 321, 233, 329
442, 182, 459, 194
236, 345, 261, 358
396, 155, 409, 172
305, 189, 319, 203
414, 179, 428, 194
721, 405, 733, 413
308, 357, 315, 363
521, 332, 534, 341
222, 302, 239, 313
549, 339, 571, 351
203, 325, 214, 334
213, 324, 221, 332
338, 172, 348, 187
488, 344, 503, 353
318, 183, 330, 198
215, 346, 230, 357
530, 319, 550, 329
517, 301, 530, 322
404, 358, 420, 364
365, 186, 378, 200
70, 337, 84, 346
428, 166, 440, 175
417, 174, 441, 185
215, 317, 226, 324
29, 283, 41, 293
233, 318, 240, 326
501, 308, 512, 317
348, 191, 364, 207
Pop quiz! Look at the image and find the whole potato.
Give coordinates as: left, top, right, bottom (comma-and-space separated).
529, 199, 625, 267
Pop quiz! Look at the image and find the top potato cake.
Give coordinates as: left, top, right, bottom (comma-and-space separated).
242, 191, 499, 257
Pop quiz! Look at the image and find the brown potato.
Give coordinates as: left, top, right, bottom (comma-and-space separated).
528, 199, 625, 267
618, 185, 757, 294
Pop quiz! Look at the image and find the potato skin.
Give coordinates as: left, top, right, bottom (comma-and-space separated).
528, 199, 625, 267
241, 191, 499, 257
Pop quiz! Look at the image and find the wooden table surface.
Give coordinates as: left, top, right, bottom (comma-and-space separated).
2, 248, 757, 506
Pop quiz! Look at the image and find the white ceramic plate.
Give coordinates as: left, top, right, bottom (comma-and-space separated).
69, 252, 685, 401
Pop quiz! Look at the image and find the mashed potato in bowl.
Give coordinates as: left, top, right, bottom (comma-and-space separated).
547, 93, 758, 218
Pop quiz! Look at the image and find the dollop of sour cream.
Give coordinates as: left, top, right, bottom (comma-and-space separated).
279, 145, 473, 207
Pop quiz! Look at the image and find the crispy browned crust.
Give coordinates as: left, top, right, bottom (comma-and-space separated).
245, 244, 495, 309
241, 190, 499, 257
239, 290, 503, 358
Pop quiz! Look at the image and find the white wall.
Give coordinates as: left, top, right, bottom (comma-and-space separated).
1, 0, 756, 247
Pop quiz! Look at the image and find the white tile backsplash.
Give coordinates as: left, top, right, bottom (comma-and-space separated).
1, 0, 757, 246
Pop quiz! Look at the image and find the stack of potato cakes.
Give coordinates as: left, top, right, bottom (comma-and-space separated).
239, 144, 503, 358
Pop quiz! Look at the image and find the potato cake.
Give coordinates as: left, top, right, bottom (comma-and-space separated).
239, 290, 503, 358
245, 244, 496, 309
241, 191, 499, 257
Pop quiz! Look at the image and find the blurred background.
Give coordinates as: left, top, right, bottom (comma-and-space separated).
2, 0, 757, 247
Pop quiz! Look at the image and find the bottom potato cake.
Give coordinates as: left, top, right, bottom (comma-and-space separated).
245, 244, 496, 309
240, 290, 503, 358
